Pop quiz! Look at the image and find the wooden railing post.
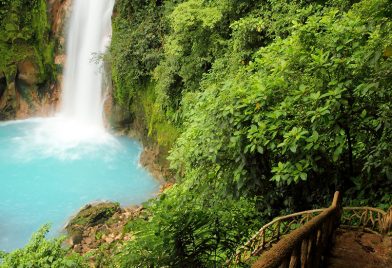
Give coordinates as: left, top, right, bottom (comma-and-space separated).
279, 257, 290, 268
300, 238, 309, 267
331, 191, 341, 208
289, 245, 300, 268
381, 207, 392, 235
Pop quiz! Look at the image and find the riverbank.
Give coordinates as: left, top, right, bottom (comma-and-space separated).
64, 190, 173, 259
65, 202, 143, 254
63, 124, 174, 256
108, 89, 176, 185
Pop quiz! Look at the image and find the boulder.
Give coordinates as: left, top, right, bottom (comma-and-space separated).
65, 202, 121, 236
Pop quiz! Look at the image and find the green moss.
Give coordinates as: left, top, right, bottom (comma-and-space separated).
0, 0, 55, 84
131, 82, 179, 149
66, 202, 121, 235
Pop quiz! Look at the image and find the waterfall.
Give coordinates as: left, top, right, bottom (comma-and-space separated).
13, 0, 117, 159
60, 0, 115, 128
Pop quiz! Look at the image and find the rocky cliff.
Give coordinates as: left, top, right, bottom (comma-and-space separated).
0, 0, 70, 120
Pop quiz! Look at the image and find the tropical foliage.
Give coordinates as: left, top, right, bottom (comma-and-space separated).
0, 225, 86, 268
2, 0, 391, 267
108, 0, 391, 266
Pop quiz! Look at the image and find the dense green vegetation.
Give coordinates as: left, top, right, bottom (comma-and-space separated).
0, 225, 86, 267
109, 0, 391, 266
1, 0, 391, 267
0, 0, 54, 83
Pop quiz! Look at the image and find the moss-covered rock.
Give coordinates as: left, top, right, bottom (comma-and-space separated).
66, 202, 121, 237
67, 202, 121, 229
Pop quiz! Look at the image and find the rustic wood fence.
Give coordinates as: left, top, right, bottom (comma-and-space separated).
341, 206, 392, 235
228, 191, 392, 268
250, 191, 341, 268
229, 208, 326, 265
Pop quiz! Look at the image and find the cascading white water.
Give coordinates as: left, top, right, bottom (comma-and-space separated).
60, 0, 115, 128
12, 0, 117, 159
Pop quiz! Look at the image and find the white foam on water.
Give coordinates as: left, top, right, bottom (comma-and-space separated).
9, 118, 119, 161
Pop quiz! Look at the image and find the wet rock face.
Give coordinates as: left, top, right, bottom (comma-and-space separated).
0, 0, 70, 120
0, 82, 17, 120
2, 59, 35, 121
48, 0, 71, 44
17, 59, 39, 86
48, 0, 71, 70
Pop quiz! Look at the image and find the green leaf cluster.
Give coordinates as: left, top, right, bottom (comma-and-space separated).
116, 185, 261, 267
171, 0, 392, 204
0, 225, 86, 268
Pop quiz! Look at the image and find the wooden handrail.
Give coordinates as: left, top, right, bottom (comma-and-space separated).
343, 207, 386, 215
341, 206, 391, 235
229, 192, 390, 268
228, 209, 325, 265
262, 209, 327, 228
251, 191, 341, 268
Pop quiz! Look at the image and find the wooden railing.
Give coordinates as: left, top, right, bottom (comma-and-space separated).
341, 206, 392, 235
249, 192, 342, 268
228, 209, 325, 266
229, 192, 391, 268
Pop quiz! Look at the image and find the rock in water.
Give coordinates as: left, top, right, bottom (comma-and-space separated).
65, 202, 121, 244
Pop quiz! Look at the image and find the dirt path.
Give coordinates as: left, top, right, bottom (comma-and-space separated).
327, 229, 392, 268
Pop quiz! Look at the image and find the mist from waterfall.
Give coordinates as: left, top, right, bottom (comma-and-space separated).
60, 0, 115, 128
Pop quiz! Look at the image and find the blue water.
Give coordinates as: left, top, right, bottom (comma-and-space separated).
0, 118, 159, 252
